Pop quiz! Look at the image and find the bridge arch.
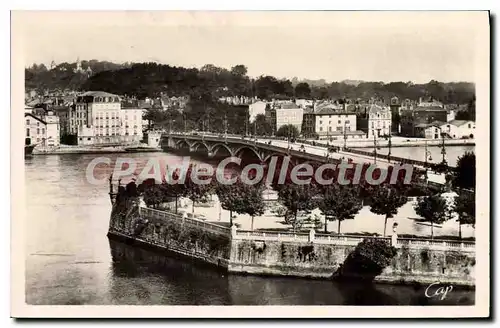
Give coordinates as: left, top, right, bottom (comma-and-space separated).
175, 139, 192, 149
191, 141, 210, 153
233, 145, 263, 161
210, 143, 234, 157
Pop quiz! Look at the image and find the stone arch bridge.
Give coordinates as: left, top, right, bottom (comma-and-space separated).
161, 133, 334, 166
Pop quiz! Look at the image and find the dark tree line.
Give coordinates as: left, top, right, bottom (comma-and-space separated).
26, 60, 475, 106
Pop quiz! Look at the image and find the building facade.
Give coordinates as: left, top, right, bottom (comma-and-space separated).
275, 107, 304, 133
357, 104, 392, 139
314, 110, 357, 137
25, 112, 60, 147
70, 91, 143, 145
399, 107, 450, 137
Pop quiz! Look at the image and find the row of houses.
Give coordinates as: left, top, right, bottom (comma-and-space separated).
259, 96, 475, 140
263, 101, 392, 140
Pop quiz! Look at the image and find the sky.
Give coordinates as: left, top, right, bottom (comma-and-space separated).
15, 11, 488, 84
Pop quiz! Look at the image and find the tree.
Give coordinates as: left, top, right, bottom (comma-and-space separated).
294, 82, 311, 98
276, 124, 300, 139
182, 166, 215, 215
143, 183, 166, 209
277, 184, 318, 232
453, 191, 475, 239
369, 185, 408, 237
230, 65, 248, 77
215, 179, 245, 227
253, 114, 273, 136
452, 152, 475, 190
237, 183, 266, 231
414, 194, 450, 239
318, 184, 362, 234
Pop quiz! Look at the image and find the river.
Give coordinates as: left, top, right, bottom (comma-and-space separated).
25, 152, 474, 306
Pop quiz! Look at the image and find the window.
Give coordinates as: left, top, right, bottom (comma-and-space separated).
329, 126, 332, 132
42, 128, 45, 134
319, 127, 323, 132
37, 128, 40, 134
26, 128, 29, 137
79, 138, 83, 141
319, 120, 323, 125
87, 138, 91, 141
346, 120, 350, 124
26, 119, 29, 125
338, 120, 341, 124
468, 123, 471, 128
37, 122, 40, 127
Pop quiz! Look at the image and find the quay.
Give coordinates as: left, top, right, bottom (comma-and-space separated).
108, 196, 475, 287
31, 145, 162, 155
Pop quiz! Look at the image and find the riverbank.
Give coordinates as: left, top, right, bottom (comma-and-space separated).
32, 145, 162, 155
108, 196, 475, 287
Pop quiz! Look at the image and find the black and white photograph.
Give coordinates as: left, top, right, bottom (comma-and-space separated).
10, 10, 490, 318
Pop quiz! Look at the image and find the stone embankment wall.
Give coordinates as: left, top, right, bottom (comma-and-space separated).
108, 198, 475, 287
228, 238, 475, 286
108, 198, 231, 269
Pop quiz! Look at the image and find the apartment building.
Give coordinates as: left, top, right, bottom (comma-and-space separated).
69, 91, 143, 145
357, 104, 392, 139
314, 108, 358, 138
275, 103, 304, 132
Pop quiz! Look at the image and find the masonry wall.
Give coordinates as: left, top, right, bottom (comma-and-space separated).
108, 197, 231, 268
228, 239, 475, 286
108, 197, 475, 286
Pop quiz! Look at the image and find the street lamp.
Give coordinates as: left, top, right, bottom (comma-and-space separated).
424, 139, 432, 180
440, 132, 447, 165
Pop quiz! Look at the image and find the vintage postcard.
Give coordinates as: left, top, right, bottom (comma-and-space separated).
11, 11, 490, 318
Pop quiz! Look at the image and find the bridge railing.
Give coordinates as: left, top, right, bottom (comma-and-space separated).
165, 133, 337, 163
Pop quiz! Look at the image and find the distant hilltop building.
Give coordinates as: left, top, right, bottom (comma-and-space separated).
73, 57, 93, 76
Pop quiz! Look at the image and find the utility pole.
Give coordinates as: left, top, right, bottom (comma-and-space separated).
224, 113, 227, 142
254, 121, 257, 145
343, 119, 347, 150
387, 124, 392, 163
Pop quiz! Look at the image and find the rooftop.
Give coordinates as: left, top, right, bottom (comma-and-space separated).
80, 91, 120, 98
449, 119, 474, 127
